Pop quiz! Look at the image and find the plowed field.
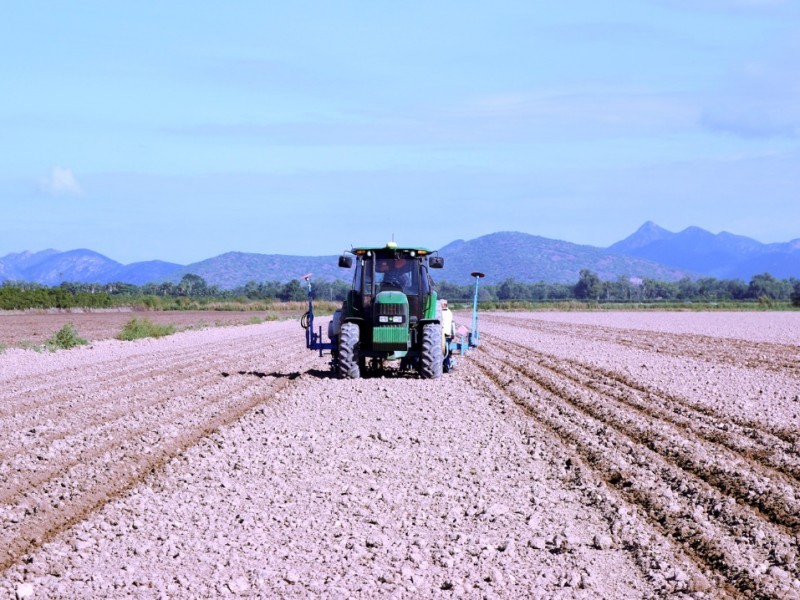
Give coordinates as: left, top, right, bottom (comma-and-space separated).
1, 312, 799, 598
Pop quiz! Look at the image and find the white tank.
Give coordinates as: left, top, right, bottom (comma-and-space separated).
328, 309, 342, 340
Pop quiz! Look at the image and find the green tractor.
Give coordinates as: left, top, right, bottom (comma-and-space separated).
304, 242, 447, 378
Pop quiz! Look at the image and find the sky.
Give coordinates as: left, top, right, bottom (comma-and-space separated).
2, 0, 799, 265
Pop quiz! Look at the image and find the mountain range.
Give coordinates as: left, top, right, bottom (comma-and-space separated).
1, 223, 798, 289
0, 249, 182, 287
610, 221, 800, 280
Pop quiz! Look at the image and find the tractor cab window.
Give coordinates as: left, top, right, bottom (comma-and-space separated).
373, 257, 419, 295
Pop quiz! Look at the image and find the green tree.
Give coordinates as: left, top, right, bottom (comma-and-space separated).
497, 278, 527, 300
177, 274, 208, 297
723, 279, 748, 301
574, 269, 602, 301
279, 279, 307, 302
243, 280, 261, 299
748, 273, 780, 300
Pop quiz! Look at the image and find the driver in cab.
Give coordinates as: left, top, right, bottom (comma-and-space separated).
376, 258, 412, 291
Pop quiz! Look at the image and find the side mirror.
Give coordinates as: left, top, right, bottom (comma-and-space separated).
429, 256, 444, 269
338, 255, 353, 268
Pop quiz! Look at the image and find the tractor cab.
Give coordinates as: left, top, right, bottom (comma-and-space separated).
343, 246, 435, 329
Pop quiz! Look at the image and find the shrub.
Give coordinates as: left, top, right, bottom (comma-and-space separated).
44, 322, 88, 351
117, 318, 176, 341
141, 295, 160, 310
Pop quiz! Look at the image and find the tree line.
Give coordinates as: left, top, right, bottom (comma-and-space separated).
0, 274, 349, 310
444, 270, 800, 306
1, 270, 799, 310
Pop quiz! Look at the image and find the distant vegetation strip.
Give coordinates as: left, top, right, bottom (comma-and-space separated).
1, 270, 799, 310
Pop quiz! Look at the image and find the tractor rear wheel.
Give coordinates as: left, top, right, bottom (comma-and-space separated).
420, 323, 443, 379
338, 322, 361, 379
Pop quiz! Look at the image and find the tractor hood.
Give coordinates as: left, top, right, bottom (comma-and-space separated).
372, 291, 410, 351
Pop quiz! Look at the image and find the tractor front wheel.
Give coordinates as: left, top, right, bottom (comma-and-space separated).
420, 323, 443, 379
338, 322, 361, 379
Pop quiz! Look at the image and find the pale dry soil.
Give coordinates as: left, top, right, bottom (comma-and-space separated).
1, 311, 799, 598
0, 310, 269, 347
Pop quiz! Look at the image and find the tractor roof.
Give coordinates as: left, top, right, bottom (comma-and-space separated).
350, 242, 434, 257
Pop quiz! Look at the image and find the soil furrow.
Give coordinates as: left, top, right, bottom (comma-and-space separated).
554, 359, 800, 478
0, 372, 270, 505
484, 314, 800, 375
0, 331, 300, 462
0, 325, 311, 573
0, 328, 298, 420
472, 346, 796, 598
483, 315, 800, 446
462, 362, 732, 597
486, 335, 800, 527
487, 338, 800, 542
0, 361, 310, 573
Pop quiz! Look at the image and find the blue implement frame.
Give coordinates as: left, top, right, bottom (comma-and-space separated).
302, 276, 335, 356
445, 271, 484, 365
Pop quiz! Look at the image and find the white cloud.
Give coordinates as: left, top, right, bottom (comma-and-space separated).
41, 167, 83, 197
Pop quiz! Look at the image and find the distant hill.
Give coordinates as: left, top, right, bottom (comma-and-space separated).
116, 260, 185, 285
0, 261, 23, 282
437, 231, 693, 284
0, 249, 61, 278
167, 252, 344, 289
0, 249, 183, 287
167, 233, 695, 288
2, 224, 798, 289
610, 221, 800, 279
20, 249, 124, 287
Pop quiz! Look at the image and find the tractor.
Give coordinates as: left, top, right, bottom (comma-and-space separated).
302, 242, 483, 379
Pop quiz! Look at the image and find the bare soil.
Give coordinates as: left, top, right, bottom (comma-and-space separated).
0, 310, 270, 346
1, 311, 799, 598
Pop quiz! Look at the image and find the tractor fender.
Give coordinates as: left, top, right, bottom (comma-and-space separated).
341, 316, 366, 329
418, 318, 440, 325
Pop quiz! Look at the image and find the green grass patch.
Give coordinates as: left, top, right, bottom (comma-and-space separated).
117, 318, 177, 341
20, 339, 43, 352
182, 320, 210, 331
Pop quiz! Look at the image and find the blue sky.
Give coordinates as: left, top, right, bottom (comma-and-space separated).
2, 0, 799, 264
